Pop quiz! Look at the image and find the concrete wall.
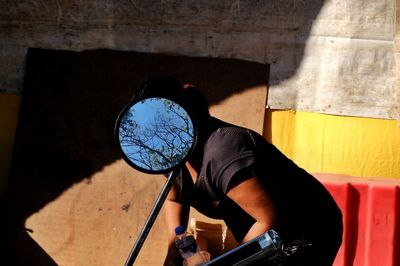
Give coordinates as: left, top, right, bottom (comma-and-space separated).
0, 0, 321, 94
1, 0, 398, 119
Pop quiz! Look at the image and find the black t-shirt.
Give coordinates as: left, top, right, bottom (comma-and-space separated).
176, 121, 342, 245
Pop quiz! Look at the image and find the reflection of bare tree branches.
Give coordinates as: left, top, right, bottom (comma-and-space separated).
118, 99, 194, 171
119, 110, 173, 169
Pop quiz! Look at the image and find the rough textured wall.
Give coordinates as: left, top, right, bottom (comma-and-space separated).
1, 0, 398, 119
0, 0, 319, 92
3, 0, 397, 119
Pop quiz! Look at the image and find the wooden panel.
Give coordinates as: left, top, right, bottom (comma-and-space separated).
5, 48, 268, 265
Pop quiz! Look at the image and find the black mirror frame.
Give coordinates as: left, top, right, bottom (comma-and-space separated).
114, 96, 198, 175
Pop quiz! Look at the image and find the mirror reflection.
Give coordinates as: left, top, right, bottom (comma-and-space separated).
117, 97, 195, 173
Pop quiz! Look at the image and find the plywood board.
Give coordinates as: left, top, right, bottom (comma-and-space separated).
6, 48, 267, 265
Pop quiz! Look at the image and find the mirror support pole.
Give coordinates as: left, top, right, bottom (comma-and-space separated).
124, 169, 179, 266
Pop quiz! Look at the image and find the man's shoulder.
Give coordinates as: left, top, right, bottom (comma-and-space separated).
203, 126, 260, 164
209, 126, 253, 142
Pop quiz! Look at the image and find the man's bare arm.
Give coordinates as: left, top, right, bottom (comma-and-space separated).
227, 170, 276, 243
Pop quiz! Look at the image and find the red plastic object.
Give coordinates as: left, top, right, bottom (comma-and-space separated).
315, 174, 400, 266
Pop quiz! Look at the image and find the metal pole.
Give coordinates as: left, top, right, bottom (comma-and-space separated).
124, 170, 179, 266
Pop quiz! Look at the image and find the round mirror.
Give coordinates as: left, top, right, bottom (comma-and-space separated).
115, 97, 196, 174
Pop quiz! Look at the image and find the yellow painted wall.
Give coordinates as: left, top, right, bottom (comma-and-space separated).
264, 109, 400, 179
0, 94, 20, 198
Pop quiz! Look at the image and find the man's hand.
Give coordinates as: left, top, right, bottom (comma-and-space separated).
163, 244, 183, 266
